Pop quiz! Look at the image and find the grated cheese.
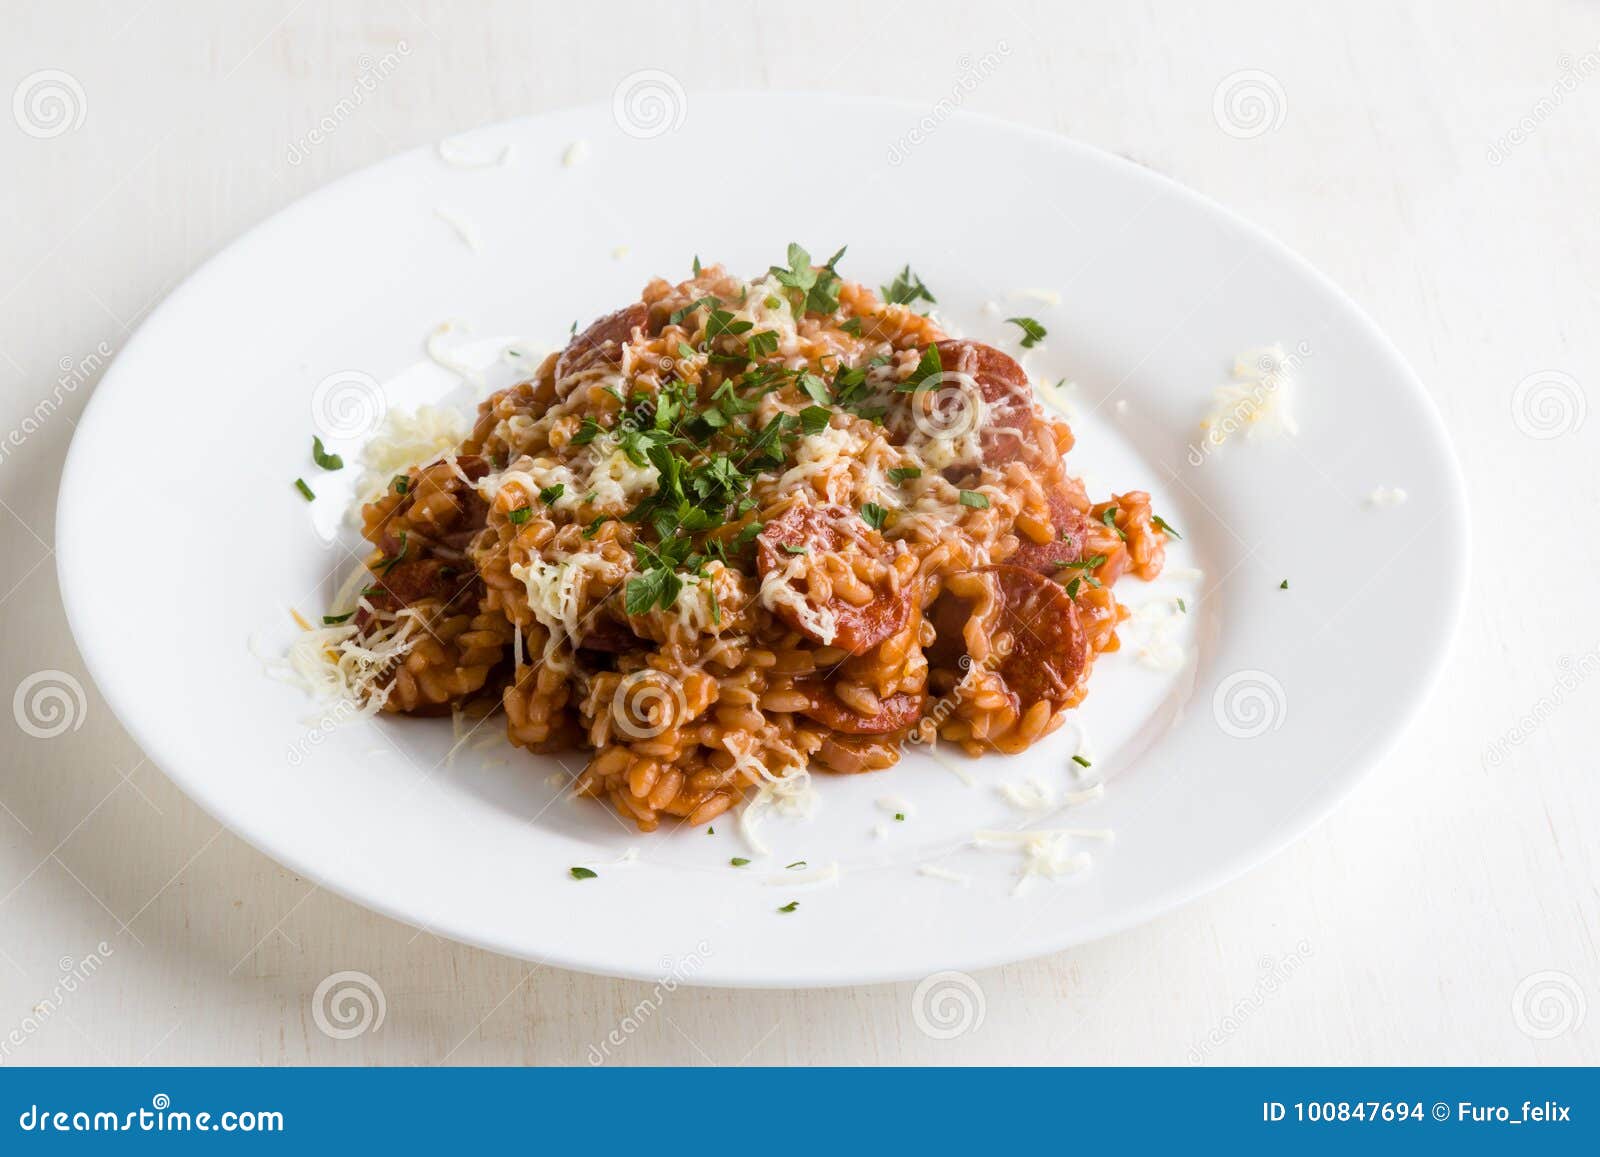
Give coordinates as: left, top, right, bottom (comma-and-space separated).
434, 205, 482, 252
758, 550, 838, 646
425, 320, 487, 387
352, 403, 471, 507
1365, 486, 1408, 508
437, 137, 511, 168
918, 865, 971, 885
562, 140, 590, 167
1201, 343, 1300, 445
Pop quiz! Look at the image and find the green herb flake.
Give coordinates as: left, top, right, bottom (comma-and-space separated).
881, 264, 937, 307
1006, 316, 1047, 348
1152, 514, 1182, 540
293, 478, 315, 501
508, 506, 533, 525
958, 490, 990, 509
1176, 597, 1187, 613
861, 502, 888, 530
539, 483, 565, 506
887, 466, 922, 485
1100, 506, 1126, 540
311, 436, 344, 471
391, 474, 410, 495
731, 857, 751, 867
1280, 579, 1289, 590
569, 867, 597, 880
785, 860, 807, 870
321, 611, 354, 625
894, 812, 906, 822
781, 543, 808, 555
799, 405, 832, 436
1072, 754, 1092, 768
778, 901, 799, 913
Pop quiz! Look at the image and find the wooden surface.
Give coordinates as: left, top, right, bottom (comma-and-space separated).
2, 0, 1596, 1065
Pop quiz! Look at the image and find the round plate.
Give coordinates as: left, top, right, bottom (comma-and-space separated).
56, 94, 1468, 987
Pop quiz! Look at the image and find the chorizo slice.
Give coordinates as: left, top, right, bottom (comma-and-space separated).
981, 564, 1088, 709
932, 339, 1037, 465
755, 504, 911, 655
1005, 488, 1090, 575
798, 684, 925, 735
556, 302, 648, 381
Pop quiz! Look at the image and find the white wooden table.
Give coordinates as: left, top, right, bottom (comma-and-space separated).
2, 0, 1596, 1065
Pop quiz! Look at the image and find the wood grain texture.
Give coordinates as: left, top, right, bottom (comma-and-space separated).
1, 0, 1596, 1065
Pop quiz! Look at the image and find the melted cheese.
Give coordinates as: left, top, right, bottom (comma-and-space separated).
758, 551, 838, 645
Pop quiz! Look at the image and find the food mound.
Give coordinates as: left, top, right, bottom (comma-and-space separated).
321, 247, 1168, 830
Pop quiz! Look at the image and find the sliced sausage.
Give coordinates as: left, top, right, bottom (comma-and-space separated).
932, 339, 1037, 465
556, 302, 648, 381
1005, 488, 1090, 574
982, 564, 1088, 709
798, 683, 925, 735
755, 504, 911, 655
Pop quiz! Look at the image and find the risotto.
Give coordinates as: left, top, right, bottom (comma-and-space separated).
303, 247, 1170, 831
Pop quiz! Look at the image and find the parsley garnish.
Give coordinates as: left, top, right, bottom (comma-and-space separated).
778, 901, 799, 913
958, 490, 989, 509
293, 478, 315, 501
391, 474, 409, 495
1152, 514, 1182, 539
569, 867, 597, 880
882, 264, 936, 307
769, 243, 847, 317
894, 812, 905, 821
668, 295, 720, 327
785, 860, 807, 870
1280, 579, 1289, 590
1007, 316, 1047, 348
861, 502, 888, 530
311, 436, 343, 471
322, 611, 354, 625
1100, 507, 1125, 540
887, 466, 921, 485
1177, 597, 1187, 612
1072, 754, 1092, 768
539, 483, 564, 506
781, 544, 808, 555
731, 857, 750, 867
508, 507, 533, 525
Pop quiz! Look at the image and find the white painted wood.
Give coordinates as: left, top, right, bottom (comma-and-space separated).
1, 0, 1595, 1065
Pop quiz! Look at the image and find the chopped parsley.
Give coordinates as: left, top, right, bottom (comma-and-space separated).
538, 483, 565, 506
769, 242, 847, 317
730, 857, 750, 867
1100, 507, 1125, 540
508, 506, 533, 525
321, 611, 354, 625
781, 543, 808, 555
1007, 316, 1047, 348
1152, 514, 1182, 539
887, 466, 921, 485
311, 436, 343, 470
391, 474, 410, 495
861, 502, 888, 530
1177, 597, 1187, 613
1072, 754, 1092, 768
778, 901, 799, 913
785, 860, 807, 870
569, 867, 597, 880
894, 812, 906, 822
1280, 579, 1289, 590
293, 478, 315, 501
958, 490, 990, 509
881, 264, 936, 307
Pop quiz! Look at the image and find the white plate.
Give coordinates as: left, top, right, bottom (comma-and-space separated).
56, 95, 1468, 987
